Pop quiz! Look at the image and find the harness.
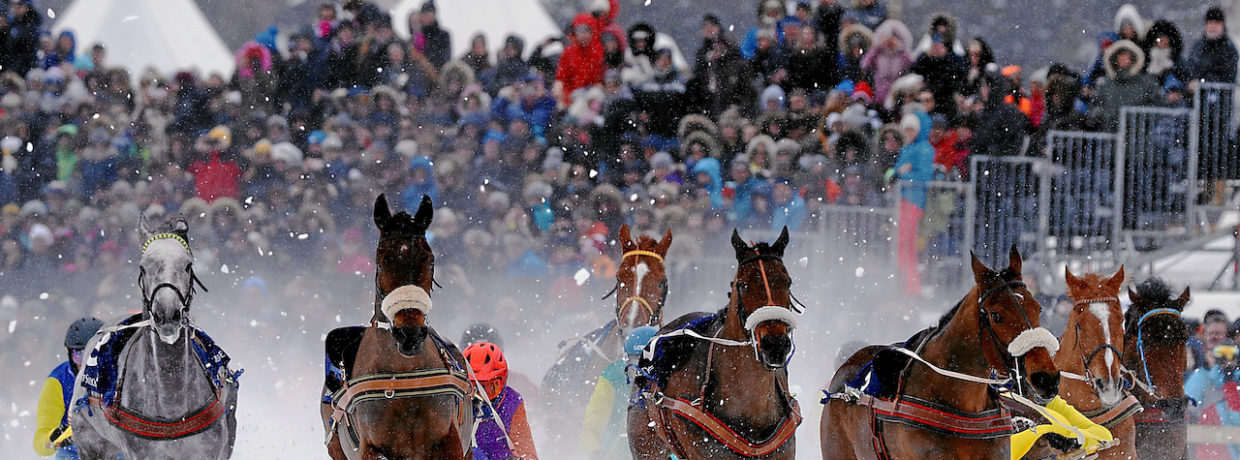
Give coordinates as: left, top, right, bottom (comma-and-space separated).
641, 247, 802, 457
326, 329, 475, 452
826, 278, 1057, 459
137, 234, 208, 329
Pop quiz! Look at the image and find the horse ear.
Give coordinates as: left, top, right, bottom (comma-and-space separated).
619, 223, 634, 251
970, 251, 992, 284
1127, 287, 1142, 304
412, 194, 434, 231
771, 226, 790, 257
655, 228, 673, 256
374, 194, 392, 229
139, 213, 153, 240
173, 218, 189, 237
731, 229, 748, 259
1175, 286, 1191, 310
1007, 244, 1022, 274
1105, 265, 1125, 293
1063, 266, 1080, 292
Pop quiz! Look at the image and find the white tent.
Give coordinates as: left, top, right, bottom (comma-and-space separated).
53, 0, 234, 79
389, 0, 562, 59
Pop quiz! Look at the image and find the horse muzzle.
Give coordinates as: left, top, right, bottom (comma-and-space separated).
746, 306, 798, 369
391, 325, 429, 357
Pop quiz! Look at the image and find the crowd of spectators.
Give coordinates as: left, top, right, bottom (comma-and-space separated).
0, 0, 1236, 309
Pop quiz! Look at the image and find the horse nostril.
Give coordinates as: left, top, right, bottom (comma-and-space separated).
1031, 371, 1059, 396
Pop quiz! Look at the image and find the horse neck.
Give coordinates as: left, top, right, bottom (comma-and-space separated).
913, 299, 996, 413
1143, 341, 1187, 397
706, 298, 784, 424
121, 328, 213, 417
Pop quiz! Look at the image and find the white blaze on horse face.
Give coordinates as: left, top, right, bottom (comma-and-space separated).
628, 262, 649, 325
1089, 302, 1114, 368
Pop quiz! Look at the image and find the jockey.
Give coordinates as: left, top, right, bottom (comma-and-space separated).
466, 342, 539, 460
579, 325, 658, 459
1006, 393, 1114, 460
34, 317, 102, 459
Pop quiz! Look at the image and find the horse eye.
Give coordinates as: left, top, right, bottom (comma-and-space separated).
990, 312, 1004, 323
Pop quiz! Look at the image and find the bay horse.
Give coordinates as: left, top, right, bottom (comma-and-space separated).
321, 194, 475, 460
628, 228, 801, 459
541, 223, 672, 445
71, 216, 240, 460
1123, 277, 1191, 460
1058, 267, 1137, 459
821, 246, 1060, 460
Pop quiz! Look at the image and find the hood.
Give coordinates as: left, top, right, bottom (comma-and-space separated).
408, 155, 435, 176
1113, 4, 1147, 42
1143, 19, 1184, 61
914, 111, 932, 143
57, 30, 76, 57
680, 131, 721, 159
692, 157, 723, 186
628, 22, 656, 54
1103, 39, 1144, 80
839, 24, 875, 55
874, 20, 913, 53
928, 12, 958, 43
235, 41, 274, 78
969, 36, 995, 66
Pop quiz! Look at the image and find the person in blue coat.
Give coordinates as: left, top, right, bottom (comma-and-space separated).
893, 111, 933, 296
770, 178, 806, 232
692, 157, 724, 210
402, 155, 440, 211
34, 317, 103, 459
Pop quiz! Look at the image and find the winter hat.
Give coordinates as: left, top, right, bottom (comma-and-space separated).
271, 141, 304, 165
900, 113, 921, 133
207, 125, 232, 148
833, 79, 855, 96
394, 139, 419, 158
523, 181, 553, 200
420, 0, 437, 14
1206, 6, 1225, 23
20, 200, 47, 217
702, 14, 721, 26
852, 81, 874, 102
760, 84, 786, 110
28, 223, 53, 246
590, 0, 610, 13
650, 151, 674, 169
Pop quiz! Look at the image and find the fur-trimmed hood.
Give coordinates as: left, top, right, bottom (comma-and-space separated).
1113, 4, 1147, 42
839, 23, 875, 55
1103, 39, 1145, 80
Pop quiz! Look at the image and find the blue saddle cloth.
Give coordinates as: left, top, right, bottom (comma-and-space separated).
636, 312, 721, 392
843, 327, 935, 400
76, 313, 240, 410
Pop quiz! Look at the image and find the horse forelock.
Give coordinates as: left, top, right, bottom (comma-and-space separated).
380, 211, 423, 236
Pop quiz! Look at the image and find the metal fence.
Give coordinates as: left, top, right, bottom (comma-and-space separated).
969, 155, 1044, 268
1117, 107, 1193, 240
1044, 130, 1119, 264
1193, 82, 1237, 219
920, 181, 972, 289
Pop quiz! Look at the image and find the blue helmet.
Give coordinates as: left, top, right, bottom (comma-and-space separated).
624, 326, 659, 356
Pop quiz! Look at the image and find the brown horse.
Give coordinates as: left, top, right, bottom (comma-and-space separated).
821, 247, 1060, 460
628, 228, 801, 459
541, 224, 672, 445
1059, 267, 1136, 459
1123, 277, 1191, 460
321, 194, 474, 460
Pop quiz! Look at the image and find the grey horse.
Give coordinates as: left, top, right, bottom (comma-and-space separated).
71, 216, 239, 460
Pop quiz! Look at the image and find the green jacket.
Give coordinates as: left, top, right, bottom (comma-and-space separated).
579, 358, 632, 459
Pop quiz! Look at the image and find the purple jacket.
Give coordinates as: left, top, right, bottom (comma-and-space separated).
475, 386, 522, 460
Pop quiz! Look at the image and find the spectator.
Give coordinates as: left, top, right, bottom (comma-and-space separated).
557, 16, 605, 105
909, 33, 965, 117
961, 37, 995, 96
413, 1, 452, 70
862, 20, 913, 104
689, 14, 755, 119
1187, 6, 1238, 84
770, 177, 806, 231
894, 111, 933, 296
850, 0, 888, 31
1089, 40, 1159, 131
741, 1, 788, 60
188, 126, 244, 202
461, 33, 492, 76
1143, 20, 1185, 87
2, 0, 41, 77
814, 0, 845, 61
482, 35, 528, 94
970, 73, 1031, 156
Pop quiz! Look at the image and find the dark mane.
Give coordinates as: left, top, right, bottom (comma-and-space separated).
936, 299, 965, 331
1133, 278, 1174, 306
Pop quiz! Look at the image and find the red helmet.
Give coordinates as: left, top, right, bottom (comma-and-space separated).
464, 342, 508, 399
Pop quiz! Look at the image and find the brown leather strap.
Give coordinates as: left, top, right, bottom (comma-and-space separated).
330, 370, 472, 427
859, 394, 1015, 438
656, 396, 802, 457
1080, 394, 1143, 429
92, 394, 227, 440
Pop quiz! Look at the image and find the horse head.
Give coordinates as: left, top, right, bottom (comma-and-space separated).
373, 193, 435, 357
969, 246, 1059, 404
1063, 266, 1127, 407
730, 227, 799, 370
1123, 277, 1190, 415
614, 224, 672, 332
138, 214, 202, 345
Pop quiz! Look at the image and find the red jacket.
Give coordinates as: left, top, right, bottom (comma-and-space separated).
556, 16, 605, 103
190, 151, 243, 202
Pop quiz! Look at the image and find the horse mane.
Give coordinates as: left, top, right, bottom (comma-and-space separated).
935, 299, 965, 331
1126, 277, 1188, 343
1134, 277, 1174, 305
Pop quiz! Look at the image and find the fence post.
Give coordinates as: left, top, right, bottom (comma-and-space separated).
1114, 108, 1128, 259
1189, 84, 1201, 232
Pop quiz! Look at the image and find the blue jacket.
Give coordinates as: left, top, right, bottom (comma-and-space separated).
895, 112, 934, 209
772, 193, 807, 232
740, 24, 786, 60
692, 158, 724, 210
401, 156, 440, 210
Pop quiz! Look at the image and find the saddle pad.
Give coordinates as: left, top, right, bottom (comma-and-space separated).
846, 327, 936, 399
637, 312, 720, 391
78, 313, 240, 410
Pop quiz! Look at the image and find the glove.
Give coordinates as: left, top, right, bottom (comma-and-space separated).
49, 425, 72, 448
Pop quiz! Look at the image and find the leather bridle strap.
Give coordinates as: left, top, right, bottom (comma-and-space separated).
614, 250, 666, 324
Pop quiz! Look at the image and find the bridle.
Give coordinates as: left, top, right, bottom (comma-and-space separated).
373, 231, 435, 330
1130, 307, 1184, 395
973, 277, 1055, 401
732, 248, 804, 368
604, 249, 667, 326
1060, 296, 1133, 394
138, 233, 208, 331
